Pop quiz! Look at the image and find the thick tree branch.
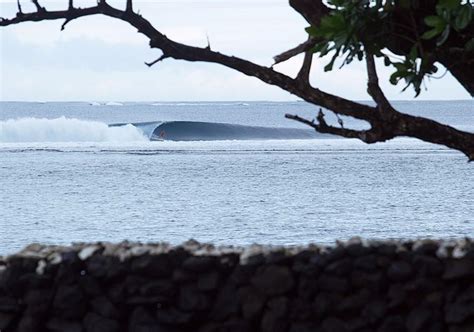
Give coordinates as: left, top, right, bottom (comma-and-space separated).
365, 52, 394, 113
1, 1, 473, 161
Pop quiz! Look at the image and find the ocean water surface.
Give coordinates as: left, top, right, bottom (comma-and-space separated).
0, 101, 473, 255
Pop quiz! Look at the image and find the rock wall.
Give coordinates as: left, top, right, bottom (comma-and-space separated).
0, 239, 473, 332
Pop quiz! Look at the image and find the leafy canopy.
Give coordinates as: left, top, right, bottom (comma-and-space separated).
306, 0, 473, 96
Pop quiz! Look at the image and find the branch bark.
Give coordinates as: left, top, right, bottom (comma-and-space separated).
1, 1, 473, 161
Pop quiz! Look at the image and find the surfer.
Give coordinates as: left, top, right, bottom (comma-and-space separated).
159, 130, 166, 139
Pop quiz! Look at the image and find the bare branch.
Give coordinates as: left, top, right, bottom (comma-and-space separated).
31, 0, 44, 12
273, 38, 317, 65
126, 0, 133, 13
68, 0, 73, 10
17, 0, 23, 14
145, 54, 168, 67
285, 111, 383, 142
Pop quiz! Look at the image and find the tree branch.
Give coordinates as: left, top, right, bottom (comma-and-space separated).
273, 37, 317, 65
1, 1, 473, 161
365, 52, 393, 113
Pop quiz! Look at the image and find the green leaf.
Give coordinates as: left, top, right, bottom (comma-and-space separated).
421, 27, 443, 40
454, 5, 472, 30
465, 38, 474, 52
437, 26, 451, 46
438, 0, 459, 10
408, 46, 418, 60
424, 15, 445, 28
305, 26, 319, 36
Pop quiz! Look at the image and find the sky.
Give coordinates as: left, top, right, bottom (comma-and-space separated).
0, 0, 471, 101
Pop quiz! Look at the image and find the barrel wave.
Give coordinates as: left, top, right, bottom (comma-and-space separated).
130, 121, 321, 141
0, 118, 322, 143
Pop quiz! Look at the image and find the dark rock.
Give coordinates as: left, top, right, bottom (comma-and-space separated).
129, 306, 169, 332
414, 242, 439, 255
317, 275, 349, 293
245, 253, 265, 266
172, 269, 196, 283
351, 271, 386, 291
325, 258, 352, 276
387, 261, 413, 281
321, 317, 349, 332
46, 317, 83, 332
443, 259, 474, 280
297, 276, 319, 299
79, 275, 103, 297
17, 315, 43, 332
24, 288, 53, 316
90, 296, 120, 319
87, 255, 125, 280
353, 254, 378, 272
362, 300, 387, 325
83, 312, 120, 332
387, 284, 407, 309
251, 265, 294, 296
413, 255, 444, 277
231, 264, 257, 285
338, 288, 371, 313
406, 307, 431, 332
0, 312, 16, 330
261, 308, 288, 332
238, 286, 266, 320
313, 292, 343, 318
375, 244, 397, 256
53, 284, 87, 319
0, 263, 24, 297
377, 315, 406, 332
267, 296, 288, 318
178, 284, 211, 311
289, 323, 319, 332
0, 296, 20, 312
346, 243, 372, 257
265, 251, 292, 265
182, 256, 216, 272
140, 280, 175, 298
210, 282, 239, 321
445, 301, 474, 323
288, 298, 313, 321
156, 307, 193, 325
199, 319, 251, 332
130, 254, 172, 278
198, 272, 220, 291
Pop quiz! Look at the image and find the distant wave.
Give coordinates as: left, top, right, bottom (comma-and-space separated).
122, 121, 321, 141
0, 117, 147, 143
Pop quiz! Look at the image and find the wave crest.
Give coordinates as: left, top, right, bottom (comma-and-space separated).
0, 117, 147, 143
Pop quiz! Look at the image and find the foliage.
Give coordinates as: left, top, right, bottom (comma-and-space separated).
306, 0, 473, 96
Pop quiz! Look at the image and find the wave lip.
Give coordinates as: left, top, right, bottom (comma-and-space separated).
0, 117, 147, 143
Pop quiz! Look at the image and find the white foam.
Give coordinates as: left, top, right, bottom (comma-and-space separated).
0, 117, 147, 143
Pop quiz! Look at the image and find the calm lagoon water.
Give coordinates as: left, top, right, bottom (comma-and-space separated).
0, 101, 473, 255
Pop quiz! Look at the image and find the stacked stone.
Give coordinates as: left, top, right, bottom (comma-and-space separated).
0, 239, 473, 332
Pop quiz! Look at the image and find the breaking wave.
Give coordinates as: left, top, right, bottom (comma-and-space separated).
118, 121, 321, 141
0, 117, 147, 143
0, 118, 322, 143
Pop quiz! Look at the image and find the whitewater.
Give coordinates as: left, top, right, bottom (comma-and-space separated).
1, 101, 473, 255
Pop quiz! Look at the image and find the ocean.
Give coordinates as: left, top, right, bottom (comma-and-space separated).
0, 100, 473, 255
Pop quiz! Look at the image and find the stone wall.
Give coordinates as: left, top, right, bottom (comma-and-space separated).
0, 239, 473, 332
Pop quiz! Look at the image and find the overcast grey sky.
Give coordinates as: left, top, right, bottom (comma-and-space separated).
0, 0, 471, 101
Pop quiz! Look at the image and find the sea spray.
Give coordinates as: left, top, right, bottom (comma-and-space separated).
0, 117, 147, 143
